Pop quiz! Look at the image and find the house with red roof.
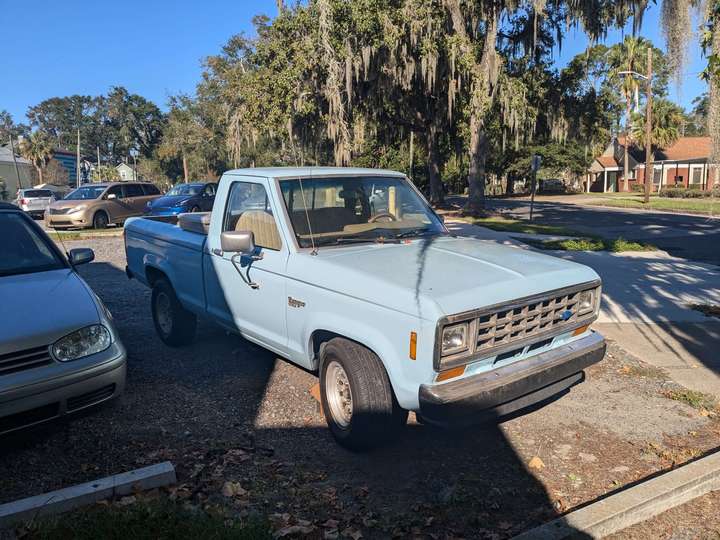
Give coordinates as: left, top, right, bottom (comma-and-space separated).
587, 136, 717, 193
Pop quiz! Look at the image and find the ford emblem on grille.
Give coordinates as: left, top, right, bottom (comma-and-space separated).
561, 309, 573, 321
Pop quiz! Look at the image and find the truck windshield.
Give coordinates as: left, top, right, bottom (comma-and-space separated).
0, 213, 65, 277
64, 186, 107, 200
279, 176, 445, 247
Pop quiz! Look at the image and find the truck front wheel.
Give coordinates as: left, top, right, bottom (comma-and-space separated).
320, 338, 407, 451
151, 279, 197, 346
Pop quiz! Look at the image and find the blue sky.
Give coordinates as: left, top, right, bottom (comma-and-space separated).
0, 1, 709, 125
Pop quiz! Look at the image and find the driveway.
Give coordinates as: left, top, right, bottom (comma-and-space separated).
455, 196, 720, 266
2, 237, 718, 538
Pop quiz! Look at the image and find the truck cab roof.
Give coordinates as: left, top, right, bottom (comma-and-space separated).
222, 167, 406, 180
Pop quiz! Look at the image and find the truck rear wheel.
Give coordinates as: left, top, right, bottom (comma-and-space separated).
151, 279, 197, 346
320, 338, 407, 451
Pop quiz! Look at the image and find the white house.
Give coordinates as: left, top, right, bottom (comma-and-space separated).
116, 162, 137, 182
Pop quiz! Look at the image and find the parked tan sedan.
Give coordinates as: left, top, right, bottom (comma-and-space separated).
46, 182, 162, 229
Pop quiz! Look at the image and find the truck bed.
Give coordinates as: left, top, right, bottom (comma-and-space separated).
124, 215, 209, 315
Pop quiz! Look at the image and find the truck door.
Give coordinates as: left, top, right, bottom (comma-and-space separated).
206, 177, 288, 356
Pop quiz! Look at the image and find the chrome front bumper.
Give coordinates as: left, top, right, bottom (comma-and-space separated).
418, 331, 606, 426
0, 341, 127, 435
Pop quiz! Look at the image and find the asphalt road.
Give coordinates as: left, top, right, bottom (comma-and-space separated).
479, 198, 720, 266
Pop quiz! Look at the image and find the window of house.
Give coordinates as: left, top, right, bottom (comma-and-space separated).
653, 168, 662, 184
690, 167, 703, 185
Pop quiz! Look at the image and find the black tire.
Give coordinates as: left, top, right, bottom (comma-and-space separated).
319, 338, 407, 451
151, 278, 197, 346
93, 211, 109, 229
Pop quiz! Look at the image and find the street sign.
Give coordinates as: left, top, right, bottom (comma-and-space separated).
531, 155, 542, 173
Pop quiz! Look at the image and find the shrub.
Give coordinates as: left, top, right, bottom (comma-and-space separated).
659, 187, 713, 199
631, 184, 646, 193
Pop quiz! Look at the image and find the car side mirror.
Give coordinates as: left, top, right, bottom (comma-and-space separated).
68, 248, 95, 266
106, 193, 117, 200
221, 230, 255, 255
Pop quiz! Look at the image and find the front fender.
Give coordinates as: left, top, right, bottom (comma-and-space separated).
297, 310, 436, 410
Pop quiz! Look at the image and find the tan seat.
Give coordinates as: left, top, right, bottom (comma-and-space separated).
235, 210, 282, 250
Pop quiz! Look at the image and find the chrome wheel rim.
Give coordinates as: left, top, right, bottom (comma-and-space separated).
325, 361, 353, 428
156, 292, 172, 336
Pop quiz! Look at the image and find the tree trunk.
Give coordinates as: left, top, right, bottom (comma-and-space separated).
427, 120, 444, 205
709, 16, 720, 166
182, 153, 189, 183
464, 114, 489, 215
37, 165, 44, 184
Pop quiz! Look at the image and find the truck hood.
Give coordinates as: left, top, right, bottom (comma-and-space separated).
287, 236, 600, 320
149, 195, 196, 208
0, 269, 101, 354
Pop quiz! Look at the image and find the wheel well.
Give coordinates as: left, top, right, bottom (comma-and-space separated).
310, 330, 383, 371
145, 266, 169, 287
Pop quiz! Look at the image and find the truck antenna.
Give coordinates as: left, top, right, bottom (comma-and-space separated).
298, 177, 317, 255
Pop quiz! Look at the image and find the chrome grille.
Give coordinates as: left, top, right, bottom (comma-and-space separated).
476, 291, 583, 353
0, 345, 53, 375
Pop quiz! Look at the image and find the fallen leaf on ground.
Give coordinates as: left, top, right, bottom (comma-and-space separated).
221, 481, 247, 497
528, 456, 545, 470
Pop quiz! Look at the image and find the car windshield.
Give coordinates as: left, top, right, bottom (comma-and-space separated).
279, 176, 445, 247
0, 213, 65, 277
167, 184, 203, 196
64, 186, 107, 200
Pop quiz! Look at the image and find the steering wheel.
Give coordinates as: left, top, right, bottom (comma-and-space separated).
369, 212, 397, 223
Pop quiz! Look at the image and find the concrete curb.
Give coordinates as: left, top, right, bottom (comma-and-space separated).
513, 451, 720, 539
0, 461, 176, 529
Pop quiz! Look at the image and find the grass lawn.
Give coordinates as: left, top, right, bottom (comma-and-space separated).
46, 229, 123, 241
525, 236, 657, 252
24, 499, 271, 540
586, 196, 720, 215
458, 216, 584, 236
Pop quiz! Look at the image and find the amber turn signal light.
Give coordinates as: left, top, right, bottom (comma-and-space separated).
436, 365, 466, 382
573, 324, 590, 336
409, 332, 417, 360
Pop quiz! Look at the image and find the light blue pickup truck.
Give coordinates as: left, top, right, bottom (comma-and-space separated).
125, 167, 605, 450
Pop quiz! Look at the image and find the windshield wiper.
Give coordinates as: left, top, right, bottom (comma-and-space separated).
393, 228, 442, 239
335, 236, 401, 244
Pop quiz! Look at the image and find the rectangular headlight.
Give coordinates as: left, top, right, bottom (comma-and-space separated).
577, 289, 595, 315
441, 322, 469, 356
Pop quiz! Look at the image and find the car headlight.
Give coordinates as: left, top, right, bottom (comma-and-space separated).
71, 204, 87, 212
52, 325, 112, 362
441, 322, 469, 356
578, 289, 595, 314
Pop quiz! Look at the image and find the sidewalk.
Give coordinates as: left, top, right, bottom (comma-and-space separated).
446, 220, 720, 397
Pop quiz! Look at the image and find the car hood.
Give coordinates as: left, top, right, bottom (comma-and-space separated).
0, 269, 101, 354
150, 195, 195, 208
286, 235, 600, 321
50, 199, 97, 210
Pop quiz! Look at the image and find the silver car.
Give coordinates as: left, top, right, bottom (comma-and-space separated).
0, 202, 126, 435
13, 188, 56, 219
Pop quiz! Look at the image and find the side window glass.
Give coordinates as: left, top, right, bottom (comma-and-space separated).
143, 184, 160, 195
204, 184, 216, 197
223, 182, 281, 251
125, 184, 145, 198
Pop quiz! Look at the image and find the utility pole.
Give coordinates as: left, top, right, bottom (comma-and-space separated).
643, 47, 653, 204
408, 131, 414, 181
76, 128, 81, 188
8, 135, 23, 190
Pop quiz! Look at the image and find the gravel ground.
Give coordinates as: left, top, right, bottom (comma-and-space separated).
1, 236, 719, 538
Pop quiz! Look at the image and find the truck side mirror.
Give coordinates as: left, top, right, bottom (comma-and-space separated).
221, 230, 255, 254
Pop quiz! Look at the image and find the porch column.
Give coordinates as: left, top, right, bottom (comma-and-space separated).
603, 169, 608, 193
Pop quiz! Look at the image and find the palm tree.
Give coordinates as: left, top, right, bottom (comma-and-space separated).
18, 132, 53, 184
608, 36, 653, 192
630, 97, 684, 154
